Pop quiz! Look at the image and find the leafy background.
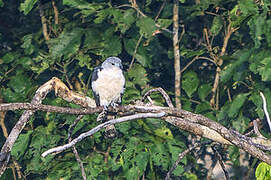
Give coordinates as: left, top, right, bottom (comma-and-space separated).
1, 0, 271, 179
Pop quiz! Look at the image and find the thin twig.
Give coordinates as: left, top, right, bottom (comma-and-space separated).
180, 56, 199, 73
260, 92, 271, 133
68, 115, 86, 180
165, 141, 208, 180
68, 115, 84, 139
51, 0, 59, 25
197, 56, 217, 65
212, 146, 230, 180
117, 4, 146, 17
177, 24, 185, 44
128, 34, 143, 71
154, 0, 167, 21
42, 112, 165, 157
253, 119, 264, 138
38, 2, 50, 41
142, 88, 174, 108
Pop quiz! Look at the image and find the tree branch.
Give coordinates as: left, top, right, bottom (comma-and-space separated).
41, 112, 166, 157
1, 77, 271, 177
173, 0, 181, 108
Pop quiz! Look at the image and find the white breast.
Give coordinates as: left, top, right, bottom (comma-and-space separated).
92, 67, 125, 107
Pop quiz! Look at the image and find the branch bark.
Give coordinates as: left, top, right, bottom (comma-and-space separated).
173, 0, 181, 108
1, 77, 271, 177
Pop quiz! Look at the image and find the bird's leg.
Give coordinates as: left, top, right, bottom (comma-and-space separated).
97, 106, 108, 122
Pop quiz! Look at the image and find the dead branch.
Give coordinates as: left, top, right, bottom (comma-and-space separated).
0, 77, 95, 176
41, 112, 166, 157
0, 103, 100, 114
1, 77, 271, 177
260, 92, 271, 132
165, 141, 209, 180
142, 88, 174, 107
68, 115, 86, 180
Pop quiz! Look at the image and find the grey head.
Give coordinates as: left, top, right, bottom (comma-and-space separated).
101, 57, 123, 70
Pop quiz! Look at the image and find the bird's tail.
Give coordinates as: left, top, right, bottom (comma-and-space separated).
97, 110, 117, 138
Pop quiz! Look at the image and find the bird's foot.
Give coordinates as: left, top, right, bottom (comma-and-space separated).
97, 109, 107, 122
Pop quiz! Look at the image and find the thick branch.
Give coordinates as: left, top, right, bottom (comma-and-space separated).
0, 103, 101, 114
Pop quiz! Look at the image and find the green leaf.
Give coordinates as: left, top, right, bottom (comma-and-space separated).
182, 71, 199, 97
232, 114, 250, 133
157, 19, 172, 29
2, 52, 18, 64
195, 102, 211, 114
256, 57, 271, 81
21, 34, 35, 55
221, 50, 251, 83
63, 0, 91, 9
183, 172, 198, 180
49, 28, 83, 59
151, 143, 169, 170
8, 73, 32, 93
249, 92, 264, 119
20, 0, 38, 15
0, 0, 4, 7
197, 83, 212, 101
124, 38, 152, 67
103, 35, 122, 57
11, 130, 33, 159
136, 17, 157, 38
126, 166, 139, 180
228, 93, 249, 118
63, 0, 104, 17
180, 48, 205, 58
127, 64, 149, 88
264, 19, 271, 47
210, 16, 223, 36
256, 162, 271, 180
134, 152, 149, 173
154, 127, 173, 140
248, 15, 265, 48
112, 9, 136, 33
19, 57, 32, 70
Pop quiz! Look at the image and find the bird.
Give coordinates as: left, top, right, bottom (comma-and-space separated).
91, 57, 125, 138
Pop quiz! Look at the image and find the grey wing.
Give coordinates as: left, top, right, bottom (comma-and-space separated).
118, 77, 126, 104
91, 66, 102, 106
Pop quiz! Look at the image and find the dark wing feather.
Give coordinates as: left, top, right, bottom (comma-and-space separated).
118, 83, 125, 104
91, 66, 102, 106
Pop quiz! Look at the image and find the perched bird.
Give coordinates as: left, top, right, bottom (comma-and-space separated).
91, 57, 125, 138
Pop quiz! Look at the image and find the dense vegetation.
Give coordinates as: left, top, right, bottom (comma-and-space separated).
1, 0, 271, 179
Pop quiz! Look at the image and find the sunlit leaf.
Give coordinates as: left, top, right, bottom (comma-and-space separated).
20, 0, 38, 15
255, 162, 271, 180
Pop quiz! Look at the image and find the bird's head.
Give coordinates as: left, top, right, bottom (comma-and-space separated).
101, 57, 123, 70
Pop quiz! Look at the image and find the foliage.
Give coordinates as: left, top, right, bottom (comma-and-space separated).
1, 0, 271, 179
